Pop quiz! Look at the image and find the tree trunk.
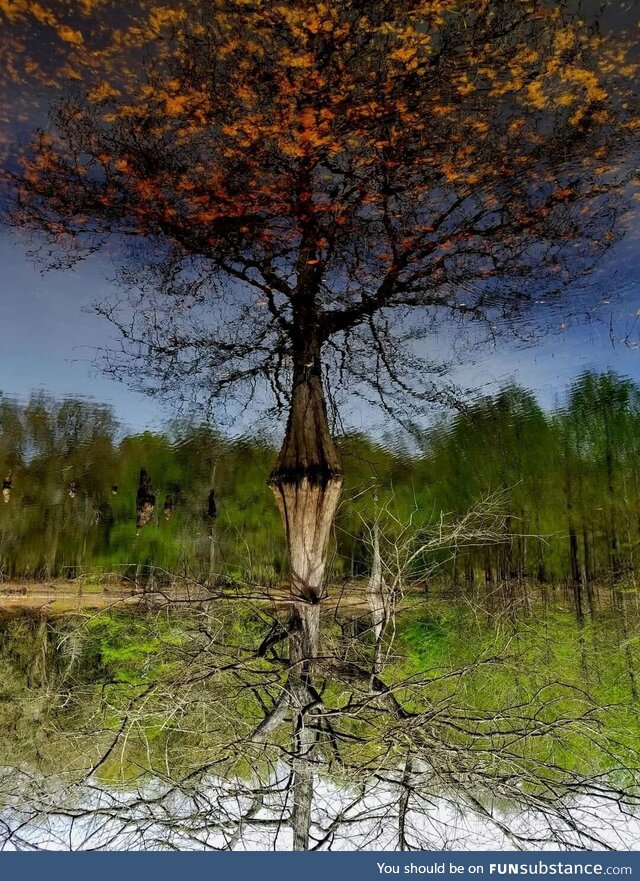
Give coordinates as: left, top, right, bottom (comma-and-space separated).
569, 526, 584, 624
269, 349, 341, 850
289, 677, 318, 852
269, 353, 343, 661
367, 518, 389, 677
398, 757, 413, 851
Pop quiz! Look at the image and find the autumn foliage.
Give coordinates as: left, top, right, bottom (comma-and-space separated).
3, 3, 638, 346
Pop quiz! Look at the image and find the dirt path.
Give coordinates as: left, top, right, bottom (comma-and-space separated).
0, 581, 139, 612
0, 580, 380, 615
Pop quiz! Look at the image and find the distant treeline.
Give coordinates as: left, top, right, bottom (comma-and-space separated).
1, 371, 640, 600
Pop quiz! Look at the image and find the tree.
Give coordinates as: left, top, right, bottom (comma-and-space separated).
3, 0, 639, 661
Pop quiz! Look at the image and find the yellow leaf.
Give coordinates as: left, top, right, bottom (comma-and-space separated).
57, 25, 83, 44
88, 83, 121, 102
391, 46, 416, 63
165, 94, 189, 115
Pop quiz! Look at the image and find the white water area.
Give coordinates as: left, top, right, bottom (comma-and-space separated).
1, 771, 638, 851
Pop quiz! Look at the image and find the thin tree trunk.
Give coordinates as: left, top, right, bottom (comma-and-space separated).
617, 588, 639, 700
583, 524, 596, 618
207, 535, 216, 585
367, 518, 389, 678
569, 526, 584, 624
289, 681, 318, 852
398, 757, 413, 851
205, 477, 217, 587
288, 605, 321, 851
484, 551, 493, 585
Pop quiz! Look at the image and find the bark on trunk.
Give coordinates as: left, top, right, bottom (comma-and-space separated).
271, 477, 342, 605
289, 677, 318, 852
270, 355, 343, 653
287, 605, 321, 851
398, 757, 413, 851
269, 353, 341, 850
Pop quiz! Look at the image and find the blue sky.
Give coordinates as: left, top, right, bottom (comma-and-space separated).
1, 230, 639, 436
0, 235, 162, 432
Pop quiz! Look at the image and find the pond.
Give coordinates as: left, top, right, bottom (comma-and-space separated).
2, 0, 640, 855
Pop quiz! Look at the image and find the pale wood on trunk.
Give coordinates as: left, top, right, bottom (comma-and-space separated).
269, 359, 343, 633
366, 519, 390, 677
269, 354, 343, 850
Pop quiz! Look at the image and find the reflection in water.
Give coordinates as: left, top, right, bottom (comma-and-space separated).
3, 770, 639, 851
2, 0, 640, 851
0, 590, 638, 852
3, 373, 640, 597
2, 377, 640, 848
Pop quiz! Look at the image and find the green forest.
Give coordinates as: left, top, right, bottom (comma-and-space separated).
1, 369, 639, 615
3, 372, 640, 849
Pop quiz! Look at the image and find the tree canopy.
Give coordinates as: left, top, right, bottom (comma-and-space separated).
3, 0, 639, 415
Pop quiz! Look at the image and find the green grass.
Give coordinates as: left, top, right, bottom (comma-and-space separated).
395, 601, 640, 780
0, 601, 639, 791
